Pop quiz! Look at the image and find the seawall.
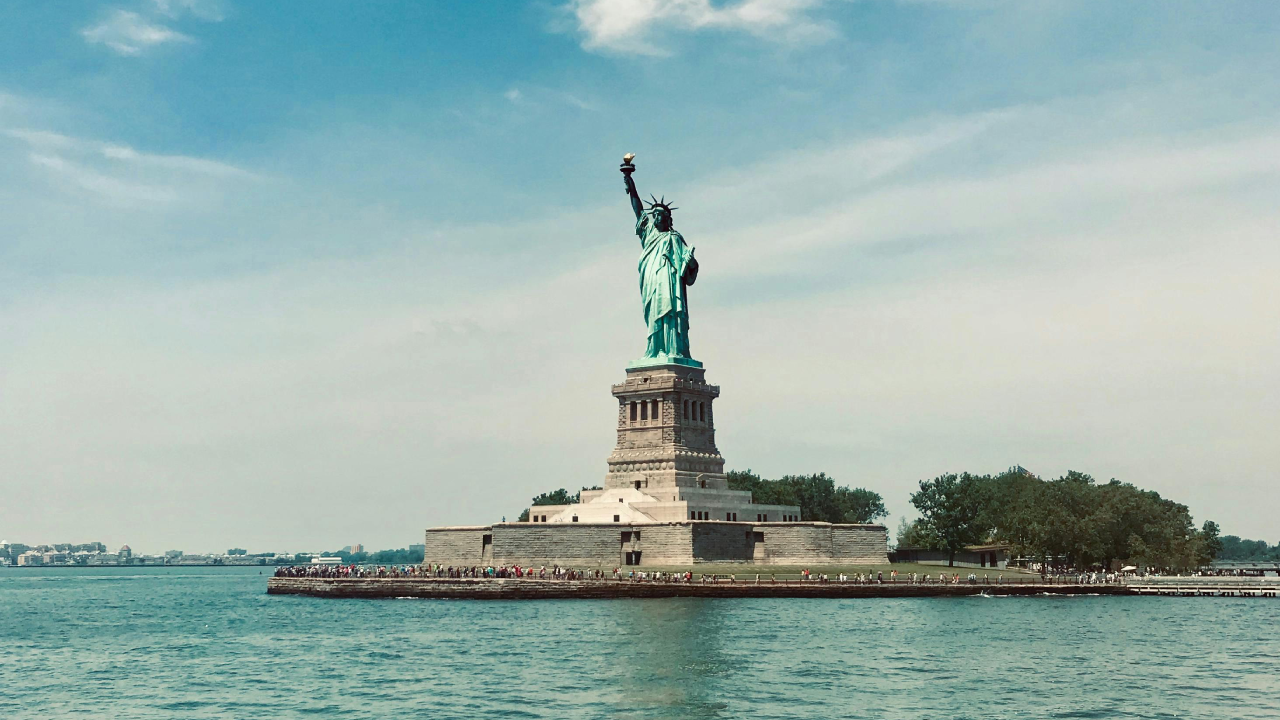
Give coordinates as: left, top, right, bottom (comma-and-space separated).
267, 577, 1131, 600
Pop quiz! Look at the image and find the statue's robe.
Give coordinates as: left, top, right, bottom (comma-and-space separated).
636, 210, 697, 361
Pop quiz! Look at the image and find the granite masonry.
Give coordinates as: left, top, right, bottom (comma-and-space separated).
424, 362, 889, 567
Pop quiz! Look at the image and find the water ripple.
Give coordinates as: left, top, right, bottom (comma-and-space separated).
3, 568, 1280, 719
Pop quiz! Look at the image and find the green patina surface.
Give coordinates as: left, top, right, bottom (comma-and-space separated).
623, 157, 701, 369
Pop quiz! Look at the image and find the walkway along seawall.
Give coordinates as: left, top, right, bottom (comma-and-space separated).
267, 577, 1144, 599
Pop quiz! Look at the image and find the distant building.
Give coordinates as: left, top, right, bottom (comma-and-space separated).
17, 551, 43, 566
350, 544, 363, 554
118, 545, 132, 560
176, 554, 213, 565
165, 550, 183, 559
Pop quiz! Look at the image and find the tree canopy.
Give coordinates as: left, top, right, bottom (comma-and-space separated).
726, 470, 887, 524
908, 473, 989, 565
318, 547, 425, 565
1217, 534, 1280, 561
516, 487, 599, 522
904, 467, 1221, 571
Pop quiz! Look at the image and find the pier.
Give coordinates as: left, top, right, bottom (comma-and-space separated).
1128, 579, 1280, 597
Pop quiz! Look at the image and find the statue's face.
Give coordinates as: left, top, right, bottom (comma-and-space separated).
653, 208, 671, 231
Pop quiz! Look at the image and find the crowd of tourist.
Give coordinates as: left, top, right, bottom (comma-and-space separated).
274, 564, 426, 579
274, 563, 1139, 584
423, 564, 610, 580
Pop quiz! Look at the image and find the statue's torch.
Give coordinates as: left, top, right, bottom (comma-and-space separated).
620, 152, 636, 178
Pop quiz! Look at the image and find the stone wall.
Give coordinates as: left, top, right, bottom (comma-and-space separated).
633, 523, 694, 565
424, 526, 489, 566
691, 523, 756, 562
750, 524, 889, 565
831, 525, 890, 564
425, 521, 888, 567
753, 524, 833, 564
492, 523, 698, 567
492, 524, 625, 567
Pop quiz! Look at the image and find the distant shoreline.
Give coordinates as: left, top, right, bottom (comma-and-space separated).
3, 563, 291, 569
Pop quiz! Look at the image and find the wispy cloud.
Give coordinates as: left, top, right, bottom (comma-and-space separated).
3, 125, 258, 206
149, 0, 226, 22
5, 128, 256, 179
500, 86, 598, 111
28, 152, 179, 204
4, 85, 1278, 549
80, 9, 191, 56
568, 0, 835, 55
560, 92, 598, 111
100, 143, 257, 178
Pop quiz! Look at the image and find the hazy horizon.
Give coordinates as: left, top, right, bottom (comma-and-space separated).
2, 1, 1277, 554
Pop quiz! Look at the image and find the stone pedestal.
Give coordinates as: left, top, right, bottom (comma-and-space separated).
605, 363, 726, 493
532, 362, 800, 526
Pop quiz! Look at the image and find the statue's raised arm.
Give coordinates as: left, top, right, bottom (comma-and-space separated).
621, 153, 643, 220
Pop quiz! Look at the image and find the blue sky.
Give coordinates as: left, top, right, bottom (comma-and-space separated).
1, 1, 1277, 553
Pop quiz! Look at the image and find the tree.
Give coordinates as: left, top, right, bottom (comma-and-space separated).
727, 470, 886, 523
516, 486, 598, 522
727, 469, 794, 506
895, 518, 930, 549
1218, 535, 1279, 561
834, 486, 888, 524
533, 488, 581, 506
910, 473, 990, 566
1195, 520, 1223, 566
979, 467, 1045, 561
1039, 471, 1102, 569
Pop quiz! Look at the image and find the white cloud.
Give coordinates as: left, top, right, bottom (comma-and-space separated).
500, 86, 598, 110
568, 0, 835, 55
5, 127, 256, 177
560, 92, 598, 111
3, 125, 258, 206
150, 0, 226, 22
100, 143, 256, 178
706, 128, 1280, 277
28, 153, 179, 205
3, 84, 1278, 549
80, 9, 192, 56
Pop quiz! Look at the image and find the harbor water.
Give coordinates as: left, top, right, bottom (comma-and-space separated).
3, 566, 1278, 719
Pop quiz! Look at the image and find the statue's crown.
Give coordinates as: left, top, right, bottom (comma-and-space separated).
644, 194, 677, 214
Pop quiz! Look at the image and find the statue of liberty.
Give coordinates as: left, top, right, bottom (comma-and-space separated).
620, 154, 701, 368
